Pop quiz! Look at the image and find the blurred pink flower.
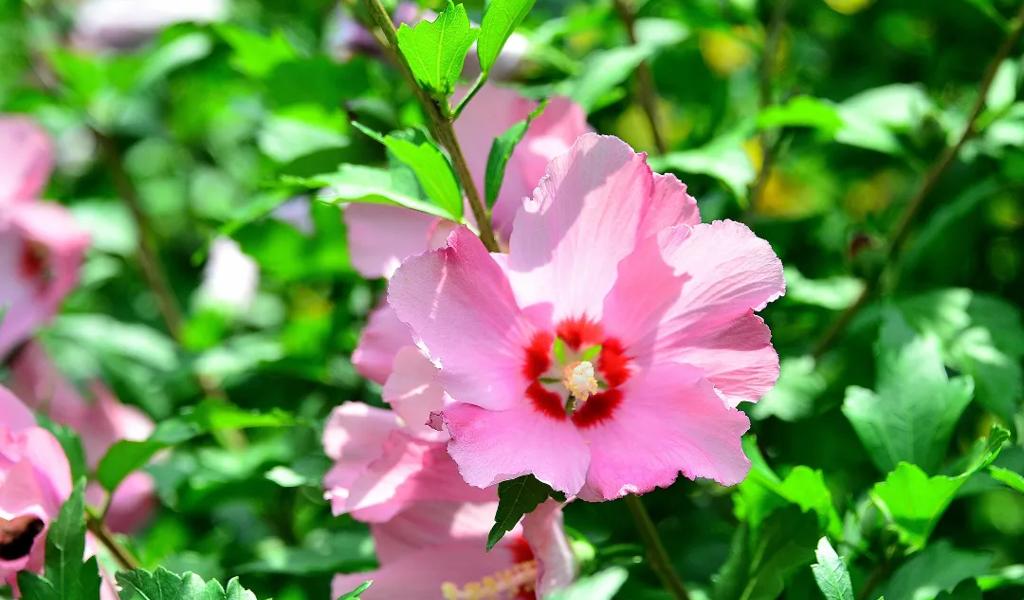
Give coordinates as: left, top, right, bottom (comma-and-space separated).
388, 134, 785, 500
323, 402, 574, 599
199, 237, 260, 313
73, 0, 228, 50
0, 385, 72, 591
344, 85, 590, 279
10, 343, 156, 534
0, 117, 90, 359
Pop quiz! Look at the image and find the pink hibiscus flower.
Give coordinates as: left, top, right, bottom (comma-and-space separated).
9, 343, 157, 534
0, 385, 72, 591
0, 117, 90, 359
387, 134, 785, 500
324, 402, 575, 599
344, 84, 590, 279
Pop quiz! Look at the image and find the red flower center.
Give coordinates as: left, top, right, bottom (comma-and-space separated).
522, 317, 632, 428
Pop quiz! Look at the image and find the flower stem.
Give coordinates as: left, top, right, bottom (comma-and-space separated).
624, 494, 690, 600
85, 506, 140, 571
451, 72, 488, 121
362, 0, 501, 252
612, 0, 666, 154
811, 2, 1024, 358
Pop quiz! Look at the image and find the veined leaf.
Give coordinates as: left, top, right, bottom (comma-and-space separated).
811, 537, 855, 600
396, 1, 477, 97
478, 0, 537, 74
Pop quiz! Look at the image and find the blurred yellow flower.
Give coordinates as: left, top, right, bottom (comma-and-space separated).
824, 0, 874, 15
699, 27, 759, 76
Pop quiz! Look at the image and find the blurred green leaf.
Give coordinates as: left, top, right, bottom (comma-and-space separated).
484, 99, 547, 206
842, 312, 974, 474
986, 59, 1018, 112
652, 134, 755, 203
751, 356, 825, 422
784, 268, 865, 310
758, 96, 844, 136
548, 567, 627, 600
478, 0, 536, 74
294, 163, 455, 221
397, 0, 477, 97
567, 45, 650, 111
882, 541, 991, 600
36, 415, 88, 482
990, 466, 1024, 494
259, 105, 350, 163
217, 25, 297, 78
811, 537, 854, 600
336, 581, 373, 600
836, 84, 934, 154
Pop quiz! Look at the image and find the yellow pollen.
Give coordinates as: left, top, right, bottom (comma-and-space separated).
563, 361, 599, 403
441, 559, 538, 599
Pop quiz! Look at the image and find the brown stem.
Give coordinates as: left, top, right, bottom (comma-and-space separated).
86, 508, 140, 571
624, 495, 691, 600
362, 0, 500, 252
749, 0, 790, 211
612, 0, 667, 154
812, 2, 1024, 358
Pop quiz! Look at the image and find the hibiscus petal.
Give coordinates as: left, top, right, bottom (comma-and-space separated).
352, 303, 414, 385
638, 172, 700, 237
443, 402, 590, 495
522, 499, 576, 597
370, 500, 499, 563
578, 364, 751, 501
382, 346, 447, 440
322, 403, 400, 515
506, 134, 653, 321
343, 204, 443, 279
0, 385, 35, 432
389, 227, 535, 411
0, 117, 53, 204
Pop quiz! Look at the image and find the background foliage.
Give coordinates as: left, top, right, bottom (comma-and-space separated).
2, 0, 1024, 598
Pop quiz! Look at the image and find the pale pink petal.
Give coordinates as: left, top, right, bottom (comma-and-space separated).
88, 471, 155, 534
382, 346, 447, 440
370, 500, 497, 562
490, 96, 592, 241
578, 364, 751, 501
352, 303, 413, 385
0, 117, 53, 204
443, 402, 590, 495
331, 539, 514, 600
0, 385, 35, 432
522, 499, 576, 597
344, 204, 442, 279
346, 431, 492, 522
454, 85, 533, 206
505, 134, 654, 321
322, 403, 401, 515
638, 172, 700, 237
388, 228, 536, 412
602, 221, 784, 363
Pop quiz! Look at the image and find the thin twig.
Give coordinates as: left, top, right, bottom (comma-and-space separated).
624, 495, 690, 600
748, 0, 791, 211
86, 507, 140, 571
363, 0, 500, 252
812, 3, 1024, 358
612, 0, 666, 154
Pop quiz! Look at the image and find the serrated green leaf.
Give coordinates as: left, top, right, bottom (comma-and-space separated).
488, 474, 564, 550
811, 537, 854, 600
353, 123, 463, 221
990, 466, 1024, 494
483, 99, 547, 206
477, 0, 536, 74
396, 1, 477, 97
336, 581, 373, 600
117, 567, 261, 600
842, 311, 974, 474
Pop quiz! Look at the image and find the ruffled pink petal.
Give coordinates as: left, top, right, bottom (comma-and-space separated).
352, 303, 414, 385
322, 403, 401, 515
0, 117, 53, 204
522, 499, 575, 597
331, 539, 514, 600
382, 346, 447, 440
638, 172, 700, 237
505, 134, 654, 321
388, 227, 535, 412
443, 402, 590, 495
347, 431, 492, 523
344, 204, 442, 279
0, 385, 35, 431
578, 364, 751, 501
370, 500, 497, 563
602, 220, 783, 364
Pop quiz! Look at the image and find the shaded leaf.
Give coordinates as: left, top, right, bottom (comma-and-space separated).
882, 541, 991, 600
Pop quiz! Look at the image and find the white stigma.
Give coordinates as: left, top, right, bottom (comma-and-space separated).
564, 361, 599, 403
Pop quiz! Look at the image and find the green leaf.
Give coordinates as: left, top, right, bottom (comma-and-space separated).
835, 84, 934, 154
217, 25, 297, 78
293, 164, 457, 221
870, 427, 1008, 549
18, 480, 101, 600
36, 415, 88, 482
488, 474, 565, 550
548, 567, 627, 600
882, 541, 991, 600
986, 59, 1018, 112
750, 356, 825, 422
783, 267, 866, 310
117, 567, 261, 600
842, 311, 974, 474
484, 99, 548, 206
353, 123, 464, 221
567, 45, 651, 111
258, 105, 350, 163
478, 0, 536, 74
990, 466, 1024, 494
757, 95, 844, 136
811, 537, 855, 600
336, 581, 373, 600
651, 134, 756, 204
396, 0, 477, 97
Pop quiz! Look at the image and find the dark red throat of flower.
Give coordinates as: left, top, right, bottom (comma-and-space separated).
522, 317, 632, 428
0, 515, 45, 561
